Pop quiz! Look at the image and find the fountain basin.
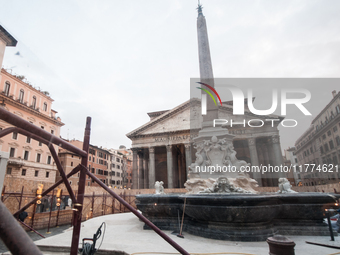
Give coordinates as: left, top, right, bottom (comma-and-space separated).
136, 192, 339, 241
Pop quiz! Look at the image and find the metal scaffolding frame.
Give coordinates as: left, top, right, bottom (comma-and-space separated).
0, 107, 190, 255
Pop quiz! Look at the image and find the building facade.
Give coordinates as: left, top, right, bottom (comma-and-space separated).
118, 145, 133, 189
57, 139, 82, 186
284, 147, 300, 186
127, 99, 285, 189
0, 68, 64, 184
0, 25, 17, 191
295, 91, 340, 186
107, 148, 123, 188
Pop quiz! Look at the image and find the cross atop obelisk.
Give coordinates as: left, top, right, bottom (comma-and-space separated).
197, 2, 218, 122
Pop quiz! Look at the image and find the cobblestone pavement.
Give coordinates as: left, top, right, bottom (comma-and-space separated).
0, 224, 71, 254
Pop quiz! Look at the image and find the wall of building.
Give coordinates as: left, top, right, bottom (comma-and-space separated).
0, 69, 64, 185
295, 91, 340, 186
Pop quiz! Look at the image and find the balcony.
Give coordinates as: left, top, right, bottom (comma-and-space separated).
7, 158, 25, 167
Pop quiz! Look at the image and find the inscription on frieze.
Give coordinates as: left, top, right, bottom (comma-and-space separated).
154, 134, 198, 142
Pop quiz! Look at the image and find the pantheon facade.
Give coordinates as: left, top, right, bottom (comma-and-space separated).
126, 98, 284, 189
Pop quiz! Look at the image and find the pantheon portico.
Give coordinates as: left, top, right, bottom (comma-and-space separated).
126, 98, 285, 189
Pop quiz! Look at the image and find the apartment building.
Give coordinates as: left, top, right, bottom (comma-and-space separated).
118, 145, 132, 188
0, 68, 64, 184
57, 139, 83, 186
0, 25, 17, 191
107, 148, 123, 188
284, 147, 301, 186
295, 91, 340, 186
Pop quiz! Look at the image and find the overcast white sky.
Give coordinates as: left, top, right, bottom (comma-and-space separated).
1, 0, 340, 152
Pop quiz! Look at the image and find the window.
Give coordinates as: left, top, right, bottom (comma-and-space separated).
46, 172, 50, 178
51, 130, 54, 135
324, 144, 329, 152
4, 81, 10, 96
47, 156, 51, 165
112, 180, 116, 185
116, 158, 120, 163
41, 126, 44, 130
12, 132, 18, 140
117, 165, 120, 169
117, 172, 120, 177
322, 134, 326, 140
24, 151, 29, 160
328, 130, 332, 136
21, 169, 26, 176
6, 167, 12, 175
35, 170, 39, 177
36, 153, 41, 163
39, 142, 42, 146
71, 162, 73, 166
43, 102, 47, 111
330, 140, 335, 150
336, 105, 340, 114
333, 156, 338, 165
117, 181, 120, 185
320, 146, 324, 154
112, 171, 116, 176
334, 126, 338, 132
26, 137, 31, 143
336, 136, 340, 146
9, 148, 15, 157
19, 89, 24, 103
32, 96, 36, 109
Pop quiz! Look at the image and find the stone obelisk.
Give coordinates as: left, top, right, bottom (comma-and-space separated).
196, 3, 229, 138
185, 3, 257, 194
197, 3, 218, 123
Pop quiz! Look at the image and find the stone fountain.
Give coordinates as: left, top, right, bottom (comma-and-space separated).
136, 131, 339, 241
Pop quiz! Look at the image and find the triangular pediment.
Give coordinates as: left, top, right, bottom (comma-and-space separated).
127, 100, 195, 137
8, 142, 19, 147
22, 145, 33, 150
126, 98, 283, 139
27, 117, 36, 122
14, 111, 23, 117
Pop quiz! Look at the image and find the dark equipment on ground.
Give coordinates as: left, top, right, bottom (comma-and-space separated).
79, 222, 106, 255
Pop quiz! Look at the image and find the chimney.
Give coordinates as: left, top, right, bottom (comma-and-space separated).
332, 90, 337, 98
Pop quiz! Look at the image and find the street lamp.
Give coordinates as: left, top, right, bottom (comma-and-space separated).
36, 184, 43, 204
